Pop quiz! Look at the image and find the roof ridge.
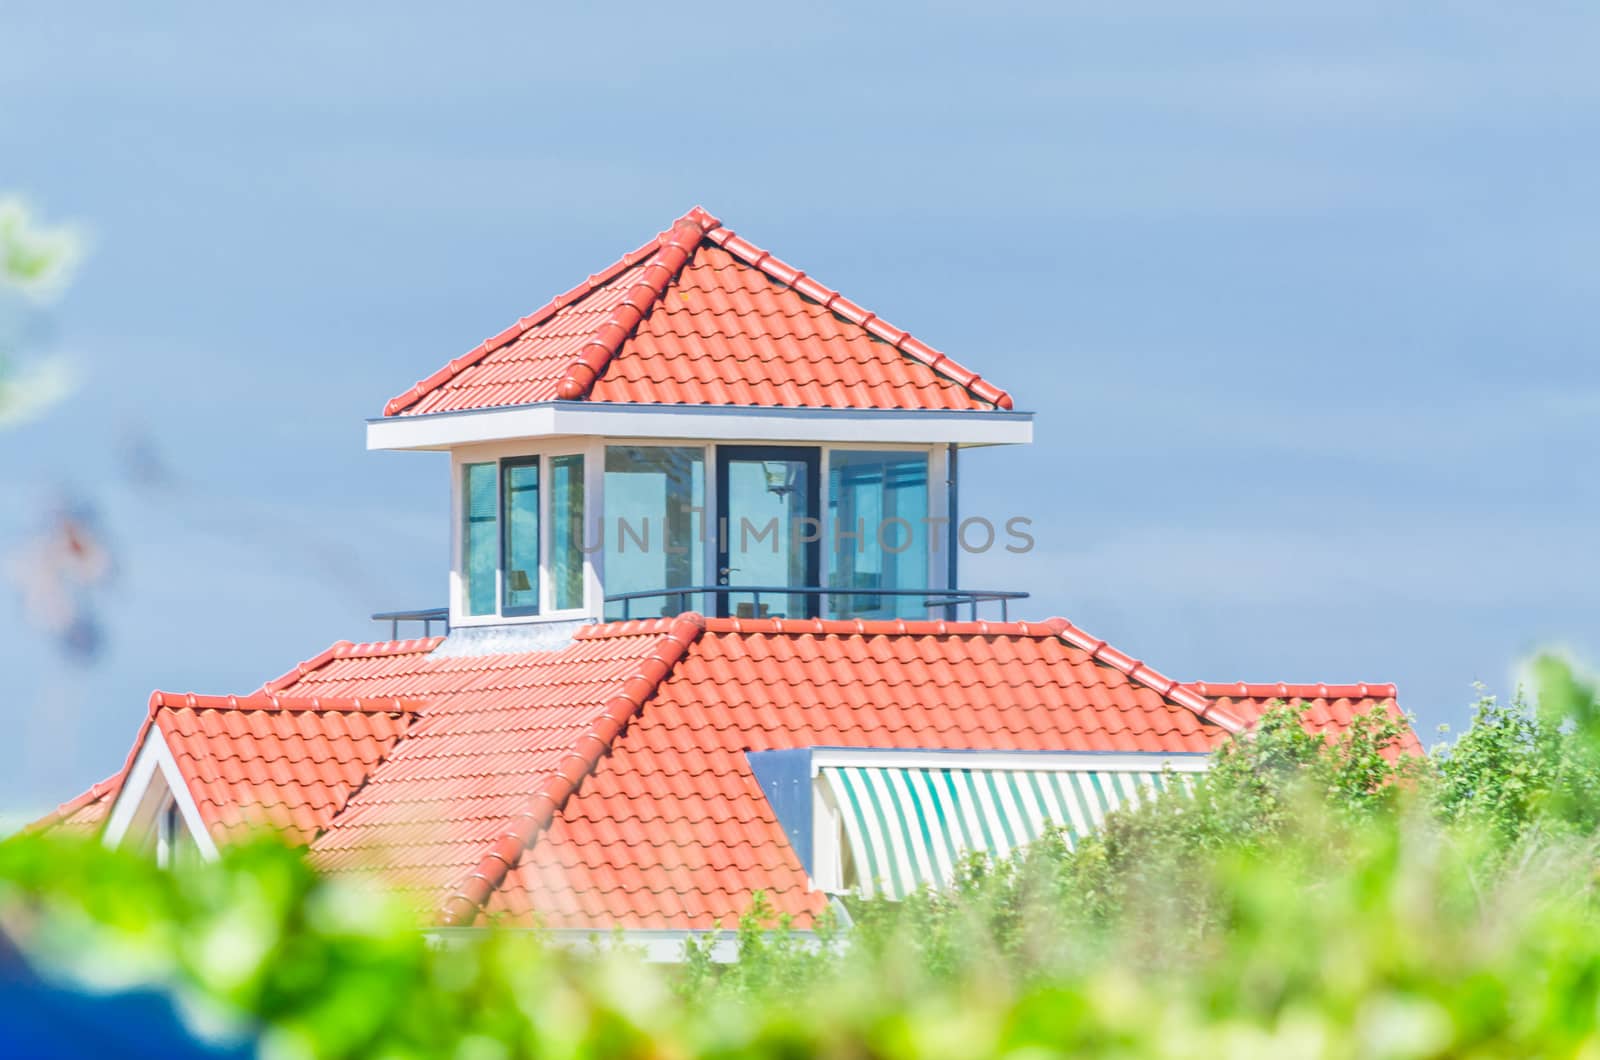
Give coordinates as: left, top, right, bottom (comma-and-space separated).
260, 637, 442, 693
382, 231, 664, 416
700, 616, 1068, 638
150, 691, 426, 714
1186, 681, 1399, 700
573, 616, 699, 640
553, 210, 714, 400
436, 612, 708, 926
702, 215, 1013, 410
1049, 619, 1248, 734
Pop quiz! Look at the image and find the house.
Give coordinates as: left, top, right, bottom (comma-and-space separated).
40, 208, 1417, 957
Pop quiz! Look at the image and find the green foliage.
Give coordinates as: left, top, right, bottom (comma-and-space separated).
0, 197, 80, 298
6, 660, 1600, 1056
1433, 656, 1600, 841
0, 195, 82, 425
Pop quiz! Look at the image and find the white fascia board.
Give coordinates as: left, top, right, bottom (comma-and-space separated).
427, 927, 820, 964
102, 725, 220, 860
808, 747, 1212, 774
367, 401, 1034, 451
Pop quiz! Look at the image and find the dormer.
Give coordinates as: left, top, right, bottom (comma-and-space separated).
366, 208, 1033, 630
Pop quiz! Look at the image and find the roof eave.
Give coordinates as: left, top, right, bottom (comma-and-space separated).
366, 400, 1035, 452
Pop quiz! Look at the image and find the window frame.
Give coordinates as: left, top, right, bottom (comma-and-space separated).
448, 440, 947, 627
825, 447, 932, 621
450, 442, 600, 626
499, 454, 542, 617
601, 442, 711, 621
461, 461, 501, 618
546, 451, 588, 614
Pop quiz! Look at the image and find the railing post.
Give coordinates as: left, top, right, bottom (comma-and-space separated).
945, 443, 959, 622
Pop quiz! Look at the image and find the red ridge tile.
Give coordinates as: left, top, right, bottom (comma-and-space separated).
554, 215, 712, 401
149, 691, 426, 714
382, 231, 663, 416
436, 613, 707, 926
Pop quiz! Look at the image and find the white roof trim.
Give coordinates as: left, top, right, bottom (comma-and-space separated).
428, 925, 835, 964
367, 400, 1034, 451
102, 724, 220, 860
806, 747, 1211, 774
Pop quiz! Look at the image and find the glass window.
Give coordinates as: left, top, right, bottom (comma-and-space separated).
828, 450, 929, 620
604, 446, 705, 619
462, 462, 497, 616
502, 458, 539, 614
721, 450, 816, 620
550, 454, 586, 611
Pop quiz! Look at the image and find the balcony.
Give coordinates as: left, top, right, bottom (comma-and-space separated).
602, 585, 1029, 623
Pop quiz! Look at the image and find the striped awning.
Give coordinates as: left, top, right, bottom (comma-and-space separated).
819, 764, 1192, 899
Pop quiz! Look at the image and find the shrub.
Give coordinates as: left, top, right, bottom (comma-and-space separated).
5, 657, 1600, 1057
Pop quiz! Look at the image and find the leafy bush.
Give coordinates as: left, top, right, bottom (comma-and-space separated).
5, 656, 1600, 1057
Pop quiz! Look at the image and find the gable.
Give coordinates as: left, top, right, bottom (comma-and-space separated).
94, 692, 417, 855
101, 721, 218, 862
155, 695, 417, 845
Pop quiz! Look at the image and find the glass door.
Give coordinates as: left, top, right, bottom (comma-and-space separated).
715, 446, 820, 619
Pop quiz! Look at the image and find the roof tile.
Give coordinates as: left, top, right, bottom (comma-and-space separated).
45, 617, 1410, 933
382, 208, 1012, 417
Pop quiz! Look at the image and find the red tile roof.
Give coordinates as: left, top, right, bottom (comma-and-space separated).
32, 773, 124, 837
1185, 682, 1423, 758
151, 692, 420, 844
382, 208, 1013, 417
485, 617, 1241, 930
42, 618, 1410, 932
276, 626, 700, 910
30, 692, 419, 845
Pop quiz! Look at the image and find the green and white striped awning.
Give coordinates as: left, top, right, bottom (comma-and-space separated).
819, 762, 1196, 899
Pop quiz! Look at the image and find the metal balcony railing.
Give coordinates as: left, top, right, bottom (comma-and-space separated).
603, 586, 1030, 622
374, 588, 1030, 638
371, 608, 450, 639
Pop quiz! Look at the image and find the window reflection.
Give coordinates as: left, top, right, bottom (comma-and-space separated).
501, 459, 539, 614
604, 447, 704, 618
828, 451, 928, 620
550, 454, 585, 611
462, 462, 497, 616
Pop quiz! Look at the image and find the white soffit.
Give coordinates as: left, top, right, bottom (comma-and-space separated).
808, 747, 1212, 774
367, 401, 1035, 451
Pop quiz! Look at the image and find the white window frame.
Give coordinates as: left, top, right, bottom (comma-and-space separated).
449, 439, 604, 628
599, 441, 712, 622
102, 727, 219, 862
448, 437, 947, 627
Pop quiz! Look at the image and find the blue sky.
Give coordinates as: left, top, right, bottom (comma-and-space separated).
3, 2, 1597, 812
